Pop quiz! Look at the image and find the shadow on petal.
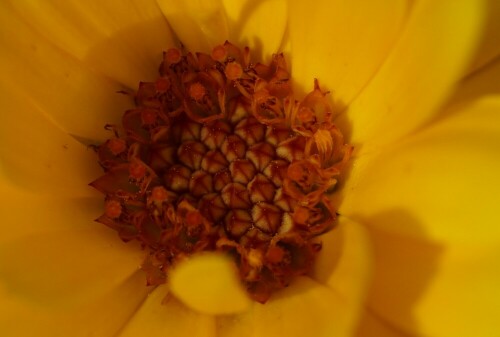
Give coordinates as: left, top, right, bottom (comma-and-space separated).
360, 209, 443, 336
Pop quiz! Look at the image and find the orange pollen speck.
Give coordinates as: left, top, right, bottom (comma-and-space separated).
107, 138, 126, 155
151, 186, 169, 202
211, 45, 227, 61
105, 200, 122, 219
225, 62, 243, 80
189, 82, 207, 101
91, 41, 351, 304
129, 161, 146, 179
166, 48, 182, 64
155, 77, 170, 92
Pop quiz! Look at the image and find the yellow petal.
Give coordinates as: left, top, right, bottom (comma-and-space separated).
0, 186, 101, 243
444, 56, 500, 112
169, 253, 251, 315
341, 96, 500, 245
0, 270, 148, 337
466, 0, 500, 73
0, 82, 101, 196
343, 0, 485, 153
7, 0, 174, 88
355, 309, 407, 337
0, 5, 132, 141
366, 226, 500, 337
119, 284, 216, 337
0, 224, 143, 307
218, 276, 363, 337
312, 217, 373, 307
217, 218, 372, 337
288, 0, 407, 99
157, 0, 229, 53
222, 0, 287, 62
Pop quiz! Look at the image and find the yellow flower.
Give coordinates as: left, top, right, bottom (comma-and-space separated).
1, 0, 499, 336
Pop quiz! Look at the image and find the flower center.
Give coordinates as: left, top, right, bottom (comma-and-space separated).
91, 41, 352, 303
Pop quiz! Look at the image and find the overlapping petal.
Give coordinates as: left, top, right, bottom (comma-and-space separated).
341, 96, 500, 245
466, 0, 500, 73
222, 0, 288, 61
156, 0, 229, 52
288, 0, 407, 101
365, 226, 500, 337
119, 284, 216, 337
0, 82, 101, 196
218, 217, 372, 337
7, 0, 175, 88
0, 193, 144, 307
169, 253, 251, 315
0, 271, 148, 337
342, 0, 485, 153
0, 5, 132, 142
444, 56, 500, 112
157, 0, 288, 60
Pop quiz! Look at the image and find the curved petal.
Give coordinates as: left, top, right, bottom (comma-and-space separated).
466, 0, 500, 74
7, 0, 175, 88
0, 5, 132, 142
366, 226, 500, 337
222, 0, 288, 62
355, 309, 409, 337
157, 0, 229, 52
0, 174, 144, 308
218, 217, 372, 336
341, 96, 500, 245
0, 82, 101, 196
118, 284, 216, 337
288, 0, 407, 99
312, 217, 373, 306
169, 253, 251, 315
218, 276, 365, 337
443, 56, 500, 113
0, 223, 144, 308
0, 186, 102, 243
0, 271, 148, 337
343, 0, 485, 154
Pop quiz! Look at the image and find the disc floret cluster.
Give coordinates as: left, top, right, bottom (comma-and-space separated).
91, 41, 351, 302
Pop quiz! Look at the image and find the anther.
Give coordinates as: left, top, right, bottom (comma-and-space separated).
151, 186, 169, 203
189, 82, 207, 102
129, 160, 147, 180
165, 48, 182, 65
155, 77, 171, 93
107, 138, 127, 155
225, 62, 243, 81
105, 199, 122, 219
211, 44, 227, 62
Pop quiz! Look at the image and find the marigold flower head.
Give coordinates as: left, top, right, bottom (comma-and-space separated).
91, 41, 351, 302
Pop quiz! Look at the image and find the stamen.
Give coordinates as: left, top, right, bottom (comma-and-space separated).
104, 199, 122, 219
91, 41, 351, 303
188, 82, 207, 102
106, 138, 126, 155
165, 47, 182, 65
225, 62, 243, 80
211, 44, 227, 62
